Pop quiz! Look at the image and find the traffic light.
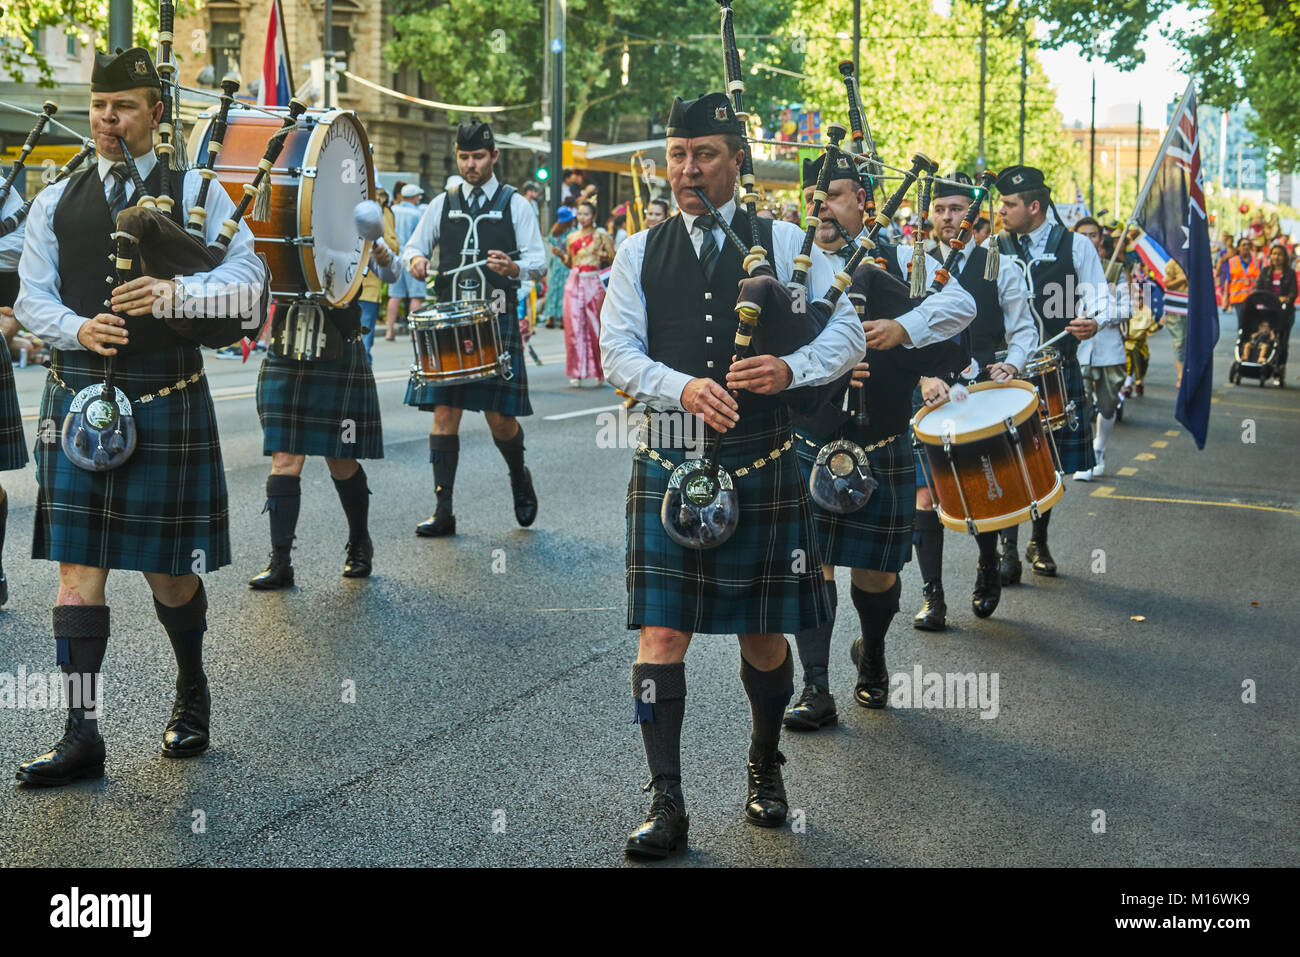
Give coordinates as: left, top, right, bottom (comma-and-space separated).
536, 165, 550, 182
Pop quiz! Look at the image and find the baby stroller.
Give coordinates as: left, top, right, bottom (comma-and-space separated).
1230, 292, 1282, 387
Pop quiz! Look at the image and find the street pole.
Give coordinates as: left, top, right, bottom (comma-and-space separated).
1218, 107, 1229, 235
1114, 135, 1120, 219
1237, 139, 1243, 237
1018, 28, 1027, 165
1135, 101, 1142, 202
853, 0, 861, 83
977, 3, 987, 171
324, 0, 336, 108
109, 0, 132, 53
1089, 74, 1096, 211
550, 0, 566, 224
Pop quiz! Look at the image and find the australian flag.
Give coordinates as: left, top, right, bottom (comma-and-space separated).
1135, 82, 1218, 448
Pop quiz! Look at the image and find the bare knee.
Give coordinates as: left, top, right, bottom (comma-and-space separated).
144, 572, 200, 608
484, 412, 519, 440
916, 486, 933, 510
432, 406, 462, 434
850, 568, 897, 593
57, 564, 108, 605
638, 627, 690, 664
737, 632, 789, 669
325, 457, 359, 480
270, 452, 306, 476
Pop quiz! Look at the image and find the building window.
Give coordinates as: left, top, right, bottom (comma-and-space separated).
209, 20, 242, 86
330, 24, 353, 94
67, 32, 78, 58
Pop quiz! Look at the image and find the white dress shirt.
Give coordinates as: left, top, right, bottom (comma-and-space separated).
1080, 270, 1128, 367
879, 237, 978, 347
400, 174, 546, 282
0, 184, 25, 273
935, 241, 1038, 372
600, 199, 865, 411
1008, 218, 1112, 329
15, 148, 264, 350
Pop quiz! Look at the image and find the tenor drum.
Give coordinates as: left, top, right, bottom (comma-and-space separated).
189, 106, 374, 307
1022, 346, 1076, 431
912, 380, 1063, 533
408, 300, 505, 385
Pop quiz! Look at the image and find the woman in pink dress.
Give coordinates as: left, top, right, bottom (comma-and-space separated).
560, 201, 614, 386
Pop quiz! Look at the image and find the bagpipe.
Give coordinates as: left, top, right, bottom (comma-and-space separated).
0, 103, 95, 239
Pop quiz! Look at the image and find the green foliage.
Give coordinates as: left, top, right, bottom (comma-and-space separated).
993, 1, 1178, 71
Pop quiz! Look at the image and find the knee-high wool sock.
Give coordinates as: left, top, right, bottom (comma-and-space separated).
429, 435, 459, 513
53, 604, 109, 735
631, 661, 686, 793
155, 579, 208, 687
740, 641, 794, 761
264, 474, 301, 555
332, 464, 371, 542
793, 580, 837, 692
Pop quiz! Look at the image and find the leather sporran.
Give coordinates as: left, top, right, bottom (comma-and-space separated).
61, 382, 137, 471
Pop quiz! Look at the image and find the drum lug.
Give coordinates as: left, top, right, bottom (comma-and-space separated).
1004, 417, 1020, 442
965, 517, 978, 535
301, 166, 317, 179
498, 351, 515, 381
1029, 501, 1042, 521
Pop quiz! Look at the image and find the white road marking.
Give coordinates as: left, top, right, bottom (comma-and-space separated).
543, 403, 624, 421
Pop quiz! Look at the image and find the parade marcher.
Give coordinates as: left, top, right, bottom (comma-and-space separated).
385, 183, 425, 340
561, 199, 613, 386
13, 48, 263, 784
403, 121, 547, 537
1123, 264, 1161, 397
601, 92, 865, 857
1220, 236, 1261, 329
542, 206, 576, 329
905, 172, 1037, 634
783, 156, 975, 730
1255, 244, 1296, 381
993, 165, 1109, 580
248, 235, 403, 590
0, 161, 31, 606
1071, 217, 1129, 482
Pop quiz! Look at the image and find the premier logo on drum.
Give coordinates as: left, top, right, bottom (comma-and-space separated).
887, 667, 1000, 719
979, 454, 1003, 500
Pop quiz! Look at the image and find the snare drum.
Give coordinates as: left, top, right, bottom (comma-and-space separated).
912, 380, 1063, 533
1022, 346, 1077, 431
408, 301, 505, 385
190, 106, 374, 307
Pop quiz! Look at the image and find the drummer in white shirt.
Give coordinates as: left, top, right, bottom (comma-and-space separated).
1070, 217, 1128, 481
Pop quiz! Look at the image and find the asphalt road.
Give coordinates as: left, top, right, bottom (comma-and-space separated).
0, 317, 1296, 868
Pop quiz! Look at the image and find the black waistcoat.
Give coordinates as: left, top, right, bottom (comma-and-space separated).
875, 239, 907, 284
0, 270, 18, 309
642, 210, 779, 416
434, 184, 519, 310
935, 245, 1004, 369
999, 224, 1079, 359
53, 162, 191, 355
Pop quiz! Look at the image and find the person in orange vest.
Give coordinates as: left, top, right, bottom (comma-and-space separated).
1219, 236, 1262, 325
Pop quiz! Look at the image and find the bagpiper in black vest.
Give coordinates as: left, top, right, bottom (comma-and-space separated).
930, 244, 1004, 372
641, 209, 780, 421
53, 161, 191, 356
997, 222, 1079, 359
434, 183, 520, 314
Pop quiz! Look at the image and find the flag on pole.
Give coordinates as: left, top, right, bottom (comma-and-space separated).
257, 0, 294, 107
1132, 81, 1218, 448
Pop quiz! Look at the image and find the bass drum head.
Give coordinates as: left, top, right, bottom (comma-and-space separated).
300, 111, 374, 307
913, 380, 1038, 444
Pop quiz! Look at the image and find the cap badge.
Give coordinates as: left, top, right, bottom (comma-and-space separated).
132, 58, 148, 76
714, 107, 729, 121
1012, 173, 1024, 184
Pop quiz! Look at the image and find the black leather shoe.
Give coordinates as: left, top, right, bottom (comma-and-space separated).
342, 538, 373, 578
510, 468, 538, 527
783, 685, 837, 731
0, 568, 7, 607
625, 781, 689, 859
415, 510, 456, 537
16, 712, 105, 786
972, 561, 1002, 618
162, 678, 210, 758
1025, 540, 1057, 577
249, 551, 294, 589
913, 580, 947, 631
999, 538, 1022, 585
850, 636, 888, 709
745, 751, 789, 826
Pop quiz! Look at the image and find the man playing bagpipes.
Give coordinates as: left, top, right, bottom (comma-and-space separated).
600, 91, 864, 858
13, 48, 264, 785
908, 172, 1038, 633
783, 155, 976, 731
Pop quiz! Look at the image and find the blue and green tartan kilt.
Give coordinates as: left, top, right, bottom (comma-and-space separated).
404, 313, 532, 416
626, 406, 831, 635
0, 352, 29, 472
795, 426, 915, 573
257, 339, 383, 459
1050, 355, 1096, 475
32, 346, 230, 575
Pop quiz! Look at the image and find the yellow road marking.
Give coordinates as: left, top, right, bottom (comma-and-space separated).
1211, 399, 1300, 414
1164, 430, 1180, 436
1151, 440, 1168, 448
1117, 467, 1138, 476
1135, 452, 1157, 460
1090, 485, 1300, 515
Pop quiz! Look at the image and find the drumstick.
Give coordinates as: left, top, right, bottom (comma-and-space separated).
435, 250, 521, 278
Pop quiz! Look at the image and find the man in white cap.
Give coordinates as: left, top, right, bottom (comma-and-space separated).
385, 183, 426, 340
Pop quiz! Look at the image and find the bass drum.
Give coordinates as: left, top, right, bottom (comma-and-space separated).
189, 105, 374, 307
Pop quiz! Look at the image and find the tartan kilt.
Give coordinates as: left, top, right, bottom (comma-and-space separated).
1051, 354, 1096, 474
404, 312, 532, 416
626, 406, 831, 635
0, 352, 29, 472
794, 425, 915, 573
257, 339, 384, 459
910, 384, 931, 486
32, 346, 230, 575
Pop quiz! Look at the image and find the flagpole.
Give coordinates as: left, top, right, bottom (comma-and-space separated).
1107, 80, 1196, 278
279, 0, 295, 99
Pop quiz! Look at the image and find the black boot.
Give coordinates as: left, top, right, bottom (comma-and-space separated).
343, 538, 373, 577
745, 751, 789, 827
1025, 513, 1056, 576
783, 684, 838, 731
785, 584, 838, 731
999, 529, 1023, 585
156, 581, 210, 758
740, 643, 793, 826
417, 434, 458, 536
913, 580, 947, 631
495, 426, 537, 527
850, 579, 899, 709
0, 490, 8, 607
249, 545, 294, 589
625, 776, 689, 859
251, 474, 299, 588
16, 605, 109, 786
972, 561, 1002, 618
333, 465, 373, 577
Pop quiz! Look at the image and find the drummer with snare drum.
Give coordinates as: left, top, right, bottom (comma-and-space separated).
402, 121, 547, 537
